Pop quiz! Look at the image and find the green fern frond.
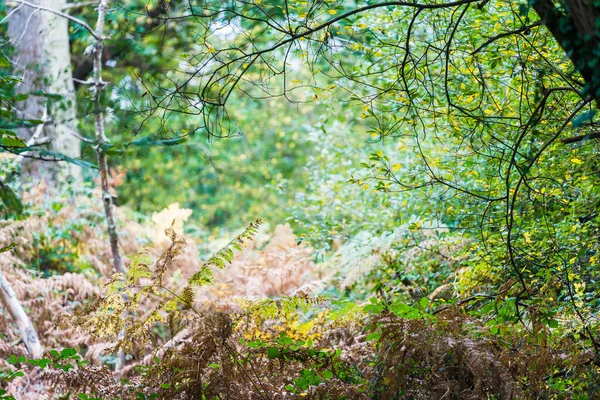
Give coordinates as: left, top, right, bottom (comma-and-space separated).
190, 219, 262, 286
126, 251, 152, 285
188, 265, 214, 287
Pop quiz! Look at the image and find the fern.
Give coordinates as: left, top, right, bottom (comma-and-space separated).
70, 219, 262, 353
189, 218, 262, 286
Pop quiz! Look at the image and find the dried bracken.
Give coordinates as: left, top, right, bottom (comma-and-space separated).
1, 191, 596, 399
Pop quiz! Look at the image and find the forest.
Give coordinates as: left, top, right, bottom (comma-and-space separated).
0, 0, 599, 398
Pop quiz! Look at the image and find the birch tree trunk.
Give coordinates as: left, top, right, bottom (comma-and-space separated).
7, 0, 82, 186
0, 267, 43, 358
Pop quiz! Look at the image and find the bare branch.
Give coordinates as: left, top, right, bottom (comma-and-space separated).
5, 0, 102, 40
471, 21, 542, 55
561, 131, 600, 144
62, 1, 99, 11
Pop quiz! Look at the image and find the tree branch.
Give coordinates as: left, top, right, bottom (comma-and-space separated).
561, 131, 600, 144
471, 21, 542, 55
6, 0, 101, 40
62, 1, 99, 11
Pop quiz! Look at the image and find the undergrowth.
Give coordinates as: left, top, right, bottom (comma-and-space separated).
0, 192, 597, 399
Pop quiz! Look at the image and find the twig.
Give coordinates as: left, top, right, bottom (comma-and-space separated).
0, 2, 23, 24
471, 21, 542, 55
62, 1, 99, 11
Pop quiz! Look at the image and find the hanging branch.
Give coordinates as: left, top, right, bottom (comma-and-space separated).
92, 0, 124, 275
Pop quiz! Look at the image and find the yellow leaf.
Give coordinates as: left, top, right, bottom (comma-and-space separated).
391, 163, 402, 172
570, 157, 584, 165
327, 9, 337, 15
569, 257, 577, 265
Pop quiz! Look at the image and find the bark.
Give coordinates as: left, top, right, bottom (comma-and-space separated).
565, 0, 599, 42
532, 0, 600, 104
92, 0, 124, 275
90, 4, 127, 371
0, 266, 43, 359
7, 0, 82, 186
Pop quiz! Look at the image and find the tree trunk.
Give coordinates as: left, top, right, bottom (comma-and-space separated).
7, 0, 82, 186
0, 266, 43, 359
532, 0, 600, 104
564, 0, 600, 42
92, 0, 124, 275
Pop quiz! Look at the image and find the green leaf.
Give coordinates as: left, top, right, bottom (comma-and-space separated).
294, 378, 309, 390
27, 358, 51, 369
363, 298, 386, 314
128, 136, 187, 147
0, 55, 10, 67
12, 94, 28, 101
267, 347, 279, 359
60, 348, 77, 358
322, 370, 334, 380
0, 244, 15, 253
0, 183, 23, 214
33, 150, 97, 169
365, 332, 381, 341
19, 119, 43, 127
60, 363, 75, 371
1, 136, 27, 148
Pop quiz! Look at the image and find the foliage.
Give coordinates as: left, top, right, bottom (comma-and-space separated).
1, 0, 600, 398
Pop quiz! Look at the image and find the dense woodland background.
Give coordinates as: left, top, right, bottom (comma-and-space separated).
0, 0, 599, 398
